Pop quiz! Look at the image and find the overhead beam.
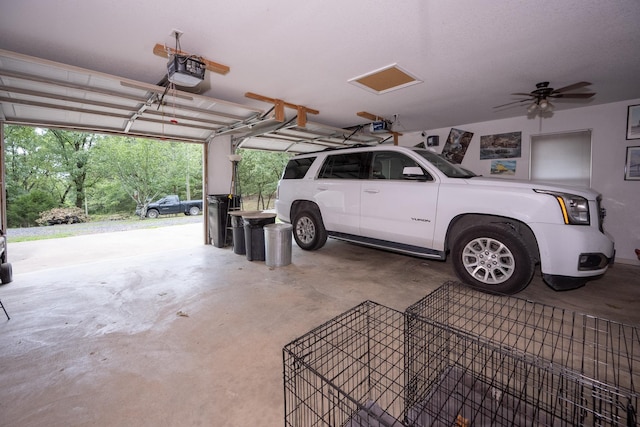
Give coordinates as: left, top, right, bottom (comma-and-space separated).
245, 92, 319, 127
153, 43, 230, 75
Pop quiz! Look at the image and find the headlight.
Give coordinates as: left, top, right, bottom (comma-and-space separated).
535, 190, 590, 225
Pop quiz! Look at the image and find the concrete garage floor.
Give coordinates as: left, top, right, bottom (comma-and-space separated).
0, 223, 639, 427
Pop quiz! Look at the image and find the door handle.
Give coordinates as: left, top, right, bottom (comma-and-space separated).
317, 186, 328, 191
364, 189, 380, 194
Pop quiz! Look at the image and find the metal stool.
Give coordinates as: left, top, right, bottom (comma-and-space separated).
0, 298, 9, 320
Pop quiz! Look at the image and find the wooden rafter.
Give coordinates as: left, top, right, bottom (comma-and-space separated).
245, 92, 319, 127
153, 43, 230, 75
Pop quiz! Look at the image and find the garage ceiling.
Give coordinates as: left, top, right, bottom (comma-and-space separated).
1, 0, 640, 147
0, 49, 385, 152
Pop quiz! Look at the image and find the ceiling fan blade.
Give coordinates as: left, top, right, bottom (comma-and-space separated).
552, 81, 591, 93
493, 99, 530, 108
550, 93, 596, 99
510, 93, 535, 97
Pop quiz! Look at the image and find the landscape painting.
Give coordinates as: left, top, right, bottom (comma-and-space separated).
480, 131, 522, 159
490, 160, 516, 175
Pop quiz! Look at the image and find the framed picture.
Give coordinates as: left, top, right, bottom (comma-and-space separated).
480, 131, 522, 159
624, 146, 640, 180
441, 128, 474, 164
626, 104, 640, 140
490, 160, 516, 175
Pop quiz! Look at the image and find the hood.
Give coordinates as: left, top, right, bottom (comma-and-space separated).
463, 176, 601, 200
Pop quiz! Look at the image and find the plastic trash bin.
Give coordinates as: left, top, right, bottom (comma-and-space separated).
264, 223, 293, 267
242, 213, 276, 261
229, 213, 246, 255
228, 210, 259, 255
207, 194, 240, 248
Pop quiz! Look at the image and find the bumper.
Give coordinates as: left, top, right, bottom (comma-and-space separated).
530, 222, 615, 286
544, 249, 615, 291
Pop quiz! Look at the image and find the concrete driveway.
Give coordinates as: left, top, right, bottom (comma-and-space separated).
9, 222, 207, 274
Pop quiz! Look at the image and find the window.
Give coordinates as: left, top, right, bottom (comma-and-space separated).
371, 151, 433, 181
318, 153, 368, 179
282, 157, 315, 179
530, 130, 592, 187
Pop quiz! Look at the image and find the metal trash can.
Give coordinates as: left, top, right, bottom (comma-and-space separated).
264, 223, 293, 267
242, 213, 276, 261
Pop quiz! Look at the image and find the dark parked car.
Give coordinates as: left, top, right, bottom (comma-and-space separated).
136, 195, 203, 219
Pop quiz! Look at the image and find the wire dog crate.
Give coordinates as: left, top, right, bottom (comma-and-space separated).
283, 282, 638, 426
283, 301, 408, 426
405, 282, 639, 426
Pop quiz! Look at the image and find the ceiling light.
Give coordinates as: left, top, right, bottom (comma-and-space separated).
527, 102, 539, 114
538, 99, 549, 110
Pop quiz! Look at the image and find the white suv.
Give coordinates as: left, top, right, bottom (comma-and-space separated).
275, 145, 614, 294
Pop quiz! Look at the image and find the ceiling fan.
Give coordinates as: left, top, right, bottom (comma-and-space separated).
494, 81, 595, 113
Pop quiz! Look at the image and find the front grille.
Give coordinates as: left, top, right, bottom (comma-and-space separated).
597, 195, 605, 233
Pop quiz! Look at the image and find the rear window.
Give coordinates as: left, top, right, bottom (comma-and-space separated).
318, 153, 368, 179
282, 157, 316, 179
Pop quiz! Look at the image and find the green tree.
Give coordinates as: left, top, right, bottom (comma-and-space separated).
45, 129, 97, 208
91, 136, 203, 217
237, 149, 290, 209
7, 190, 56, 228
4, 126, 51, 197
4, 125, 204, 223
4, 125, 67, 226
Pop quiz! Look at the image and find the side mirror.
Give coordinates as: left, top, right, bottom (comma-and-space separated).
402, 166, 426, 180
403, 166, 423, 175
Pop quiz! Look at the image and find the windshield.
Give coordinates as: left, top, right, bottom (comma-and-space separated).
412, 149, 477, 178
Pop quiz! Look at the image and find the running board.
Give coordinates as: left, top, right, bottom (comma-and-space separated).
328, 232, 445, 260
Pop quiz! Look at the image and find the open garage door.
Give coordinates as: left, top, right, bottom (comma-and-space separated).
0, 49, 386, 249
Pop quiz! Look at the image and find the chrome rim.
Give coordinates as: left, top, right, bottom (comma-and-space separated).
462, 237, 515, 284
295, 216, 316, 244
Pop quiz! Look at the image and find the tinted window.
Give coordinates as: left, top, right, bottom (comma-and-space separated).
318, 153, 368, 179
370, 151, 432, 181
282, 157, 316, 179
413, 149, 476, 178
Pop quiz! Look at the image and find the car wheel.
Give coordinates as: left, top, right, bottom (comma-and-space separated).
451, 224, 534, 294
188, 206, 200, 216
146, 209, 160, 219
0, 263, 13, 284
292, 209, 327, 250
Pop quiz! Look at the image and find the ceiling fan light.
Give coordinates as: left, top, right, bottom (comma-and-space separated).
538, 99, 549, 110
527, 102, 538, 113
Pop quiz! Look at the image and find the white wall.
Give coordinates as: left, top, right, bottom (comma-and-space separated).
401, 99, 640, 266
205, 135, 233, 195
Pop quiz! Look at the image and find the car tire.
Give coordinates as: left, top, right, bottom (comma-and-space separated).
292, 209, 327, 251
146, 209, 160, 219
451, 224, 534, 295
1, 263, 13, 284
188, 206, 200, 216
